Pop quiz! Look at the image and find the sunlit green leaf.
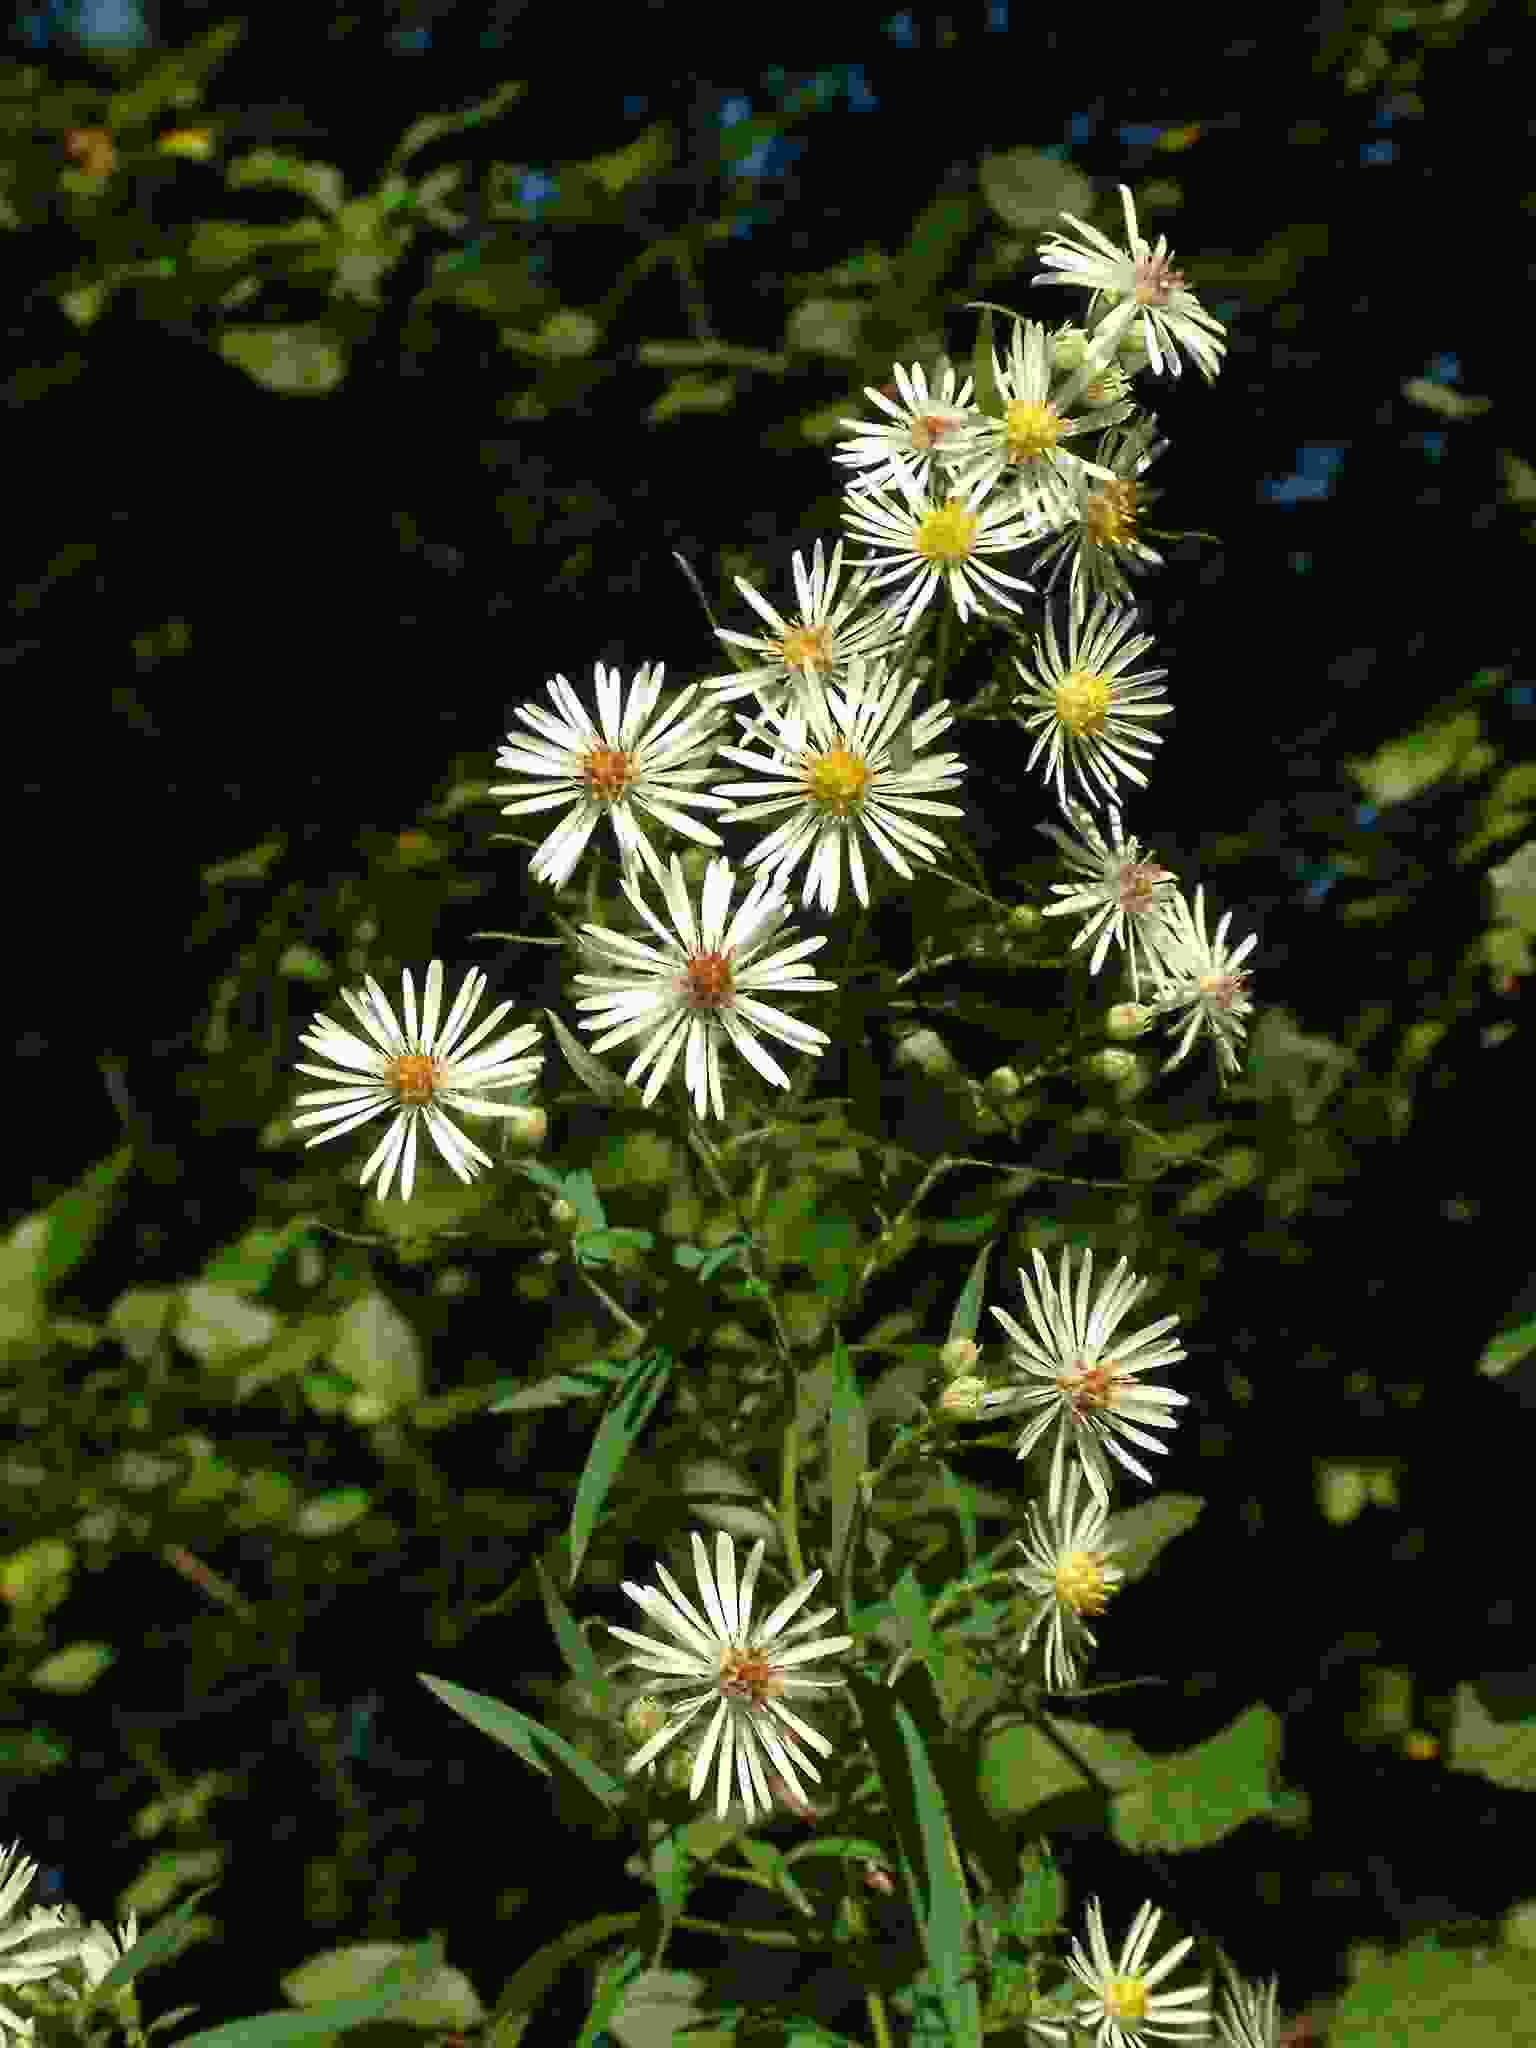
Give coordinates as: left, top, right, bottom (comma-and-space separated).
569, 1348, 673, 1583
175, 1939, 443, 2048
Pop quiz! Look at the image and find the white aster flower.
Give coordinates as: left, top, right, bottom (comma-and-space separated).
607, 1529, 853, 1824
981, 1246, 1189, 1513
842, 469, 1039, 635
710, 655, 966, 912
1, 1845, 89, 2040
1214, 1961, 1280, 2048
1066, 1897, 1211, 2048
951, 319, 1135, 524
491, 661, 731, 891
1012, 598, 1171, 808
1037, 800, 1178, 997
1034, 183, 1228, 384
1033, 414, 1168, 626
1014, 1462, 1124, 1691
700, 539, 899, 742
293, 960, 543, 1203
571, 853, 834, 1120
834, 358, 978, 497
1145, 884, 1257, 1079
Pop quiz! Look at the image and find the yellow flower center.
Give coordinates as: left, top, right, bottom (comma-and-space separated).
916, 498, 979, 563
780, 622, 835, 675
1055, 1548, 1114, 1617
1063, 1356, 1121, 1414
1054, 670, 1113, 736
1103, 1976, 1149, 2024
1004, 398, 1063, 462
684, 950, 735, 1011
804, 743, 870, 812
717, 1647, 783, 1706
1085, 479, 1140, 548
387, 1053, 439, 1105
581, 746, 634, 803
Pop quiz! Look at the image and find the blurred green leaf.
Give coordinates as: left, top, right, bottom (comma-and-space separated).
1111, 1705, 1282, 1852
106, 19, 243, 133
328, 1291, 423, 1413
827, 1333, 867, 1576
1103, 1493, 1204, 1583
217, 324, 347, 395
93, 1888, 215, 1996
1330, 1937, 1536, 2047
176, 1938, 443, 2048
978, 148, 1092, 231
28, 1640, 115, 1694
295, 1488, 372, 1539
1447, 1682, 1536, 1793
282, 1944, 482, 2029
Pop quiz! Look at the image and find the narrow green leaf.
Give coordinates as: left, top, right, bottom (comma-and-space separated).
535, 1560, 614, 1711
544, 1007, 633, 1104
827, 1334, 867, 1578
487, 1914, 642, 2042
947, 1238, 996, 1345
489, 1360, 629, 1412
576, 1949, 644, 2048
1477, 1312, 1536, 1380
892, 1700, 981, 2048
173, 1939, 442, 2048
92, 1887, 215, 1997
569, 1348, 674, 1585
19, 1148, 133, 1297
417, 1674, 623, 1807
889, 1569, 942, 1678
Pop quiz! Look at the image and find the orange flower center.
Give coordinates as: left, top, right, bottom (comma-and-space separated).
387, 1053, 438, 1105
1063, 1357, 1121, 1414
780, 622, 834, 675
717, 1647, 782, 1705
684, 951, 735, 1010
581, 746, 634, 802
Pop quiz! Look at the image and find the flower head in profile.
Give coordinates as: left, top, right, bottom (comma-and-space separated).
711, 656, 967, 912
1214, 1961, 1280, 2048
1146, 884, 1257, 1078
607, 1530, 853, 1824
1037, 800, 1178, 997
842, 469, 1039, 636
1034, 183, 1227, 384
571, 854, 834, 1121
1012, 598, 1171, 808
700, 539, 899, 723
1034, 414, 1168, 625
835, 359, 978, 498
951, 319, 1134, 524
293, 962, 543, 1203
1, 1843, 91, 2039
1014, 1463, 1124, 1691
491, 661, 731, 891
981, 1246, 1189, 1513
1066, 1897, 1211, 2048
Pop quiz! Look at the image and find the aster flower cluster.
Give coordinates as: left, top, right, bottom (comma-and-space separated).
0, 1841, 139, 2041
288, 180, 1253, 1202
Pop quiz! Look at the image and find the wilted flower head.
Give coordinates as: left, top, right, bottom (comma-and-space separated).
1037, 800, 1178, 997
835, 359, 978, 498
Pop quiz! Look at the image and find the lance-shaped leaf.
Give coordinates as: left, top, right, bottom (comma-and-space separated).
827, 1334, 867, 1578
92, 1887, 216, 1997
417, 1674, 623, 1809
947, 1236, 995, 1346
892, 1699, 982, 2048
535, 1559, 615, 1713
173, 1938, 442, 2048
569, 1348, 674, 1584
545, 1006, 633, 1104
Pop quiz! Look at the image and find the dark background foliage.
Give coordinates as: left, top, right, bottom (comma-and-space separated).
4, 1, 1531, 2041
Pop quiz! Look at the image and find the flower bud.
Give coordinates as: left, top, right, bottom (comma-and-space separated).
1009, 904, 1043, 933
984, 1065, 1022, 1100
624, 1693, 669, 1747
1085, 1047, 1147, 1100
549, 1196, 579, 1231
939, 1335, 980, 1377
662, 1742, 698, 1792
501, 1106, 548, 1151
893, 1027, 958, 1081
939, 1375, 987, 1419
1104, 1002, 1154, 1040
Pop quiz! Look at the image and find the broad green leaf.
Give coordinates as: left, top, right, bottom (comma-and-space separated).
1447, 1681, 1536, 1792
282, 1944, 483, 2029
979, 1716, 1128, 1821
978, 148, 1093, 231
201, 1221, 315, 1296
217, 325, 347, 396
892, 1699, 981, 2048
1104, 1493, 1204, 1582
569, 1348, 674, 1584
605, 1965, 706, 2048
295, 1488, 372, 1538
1112, 1705, 1281, 1853
28, 1641, 115, 1693
947, 1238, 995, 1345
174, 1938, 442, 2048
328, 1291, 422, 1412
6, 1148, 132, 1297
0, 1538, 75, 1620
1330, 1937, 1536, 2048
578, 1951, 645, 2048
827, 1334, 866, 1578
92, 1887, 215, 1996
574, 1226, 654, 1269
535, 1560, 615, 1712
1347, 710, 1491, 808
175, 1285, 280, 1368
417, 1674, 623, 1808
